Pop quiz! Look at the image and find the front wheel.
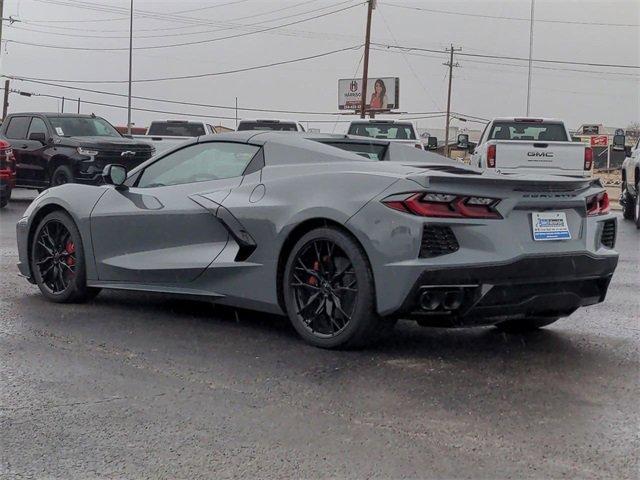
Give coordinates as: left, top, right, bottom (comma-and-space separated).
30, 210, 98, 302
621, 181, 634, 220
283, 227, 393, 349
495, 316, 559, 333
50, 165, 74, 188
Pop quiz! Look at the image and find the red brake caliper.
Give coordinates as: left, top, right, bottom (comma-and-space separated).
65, 241, 76, 270
308, 260, 319, 286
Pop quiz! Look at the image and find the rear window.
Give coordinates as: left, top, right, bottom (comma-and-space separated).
348, 122, 417, 140
489, 122, 568, 141
147, 122, 206, 137
237, 121, 297, 131
317, 141, 387, 160
5, 116, 30, 139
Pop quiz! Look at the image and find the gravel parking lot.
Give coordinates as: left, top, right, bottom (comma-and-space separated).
1, 190, 638, 479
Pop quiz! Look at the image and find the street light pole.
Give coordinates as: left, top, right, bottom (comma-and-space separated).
526, 0, 535, 116
127, 0, 133, 135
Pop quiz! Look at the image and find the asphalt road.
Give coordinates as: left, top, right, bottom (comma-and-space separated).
1, 190, 638, 479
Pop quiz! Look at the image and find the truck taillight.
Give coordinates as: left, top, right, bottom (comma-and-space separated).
487, 144, 496, 168
584, 147, 593, 170
0, 140, 15, 171
586, 191, 610, 216
382, 192, 502, 219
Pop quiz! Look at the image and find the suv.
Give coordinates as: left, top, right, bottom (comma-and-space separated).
621, 137, 640, 228
0, 139, 16, 208
347, 119, 425, 149
0, 113, 155, 191
237, 119, 305, 132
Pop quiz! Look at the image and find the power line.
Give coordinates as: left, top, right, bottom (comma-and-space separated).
381, 1, 640, 27
6, 2, 365, 51
373, 42, 640, 69
14, 0, 353, 39
4, 44, 363, 84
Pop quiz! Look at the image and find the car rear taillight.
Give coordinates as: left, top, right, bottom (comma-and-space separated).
487, 144, 496, 168
0, 139, 15, 171
586, 191, 610, 216
383, 192, 502, 219
584, 147, 593, 171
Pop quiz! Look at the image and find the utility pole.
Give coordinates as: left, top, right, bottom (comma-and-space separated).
61, 96, 65, 113
126, 0, 134, 135
359, 0, 375, 119
235, 96, 238, 129
0, 0, 4, 53
526, 0, 535, 116
77, 97, 81, 113
2, 79, 8, 119
444, 44, 461, 157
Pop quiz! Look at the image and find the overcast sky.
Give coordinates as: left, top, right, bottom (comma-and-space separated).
1, 0, 638, 134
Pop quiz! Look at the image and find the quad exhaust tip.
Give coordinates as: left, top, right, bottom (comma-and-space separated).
419, 288, 466, 312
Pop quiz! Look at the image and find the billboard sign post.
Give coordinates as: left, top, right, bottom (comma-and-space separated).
338, 77, 400, 113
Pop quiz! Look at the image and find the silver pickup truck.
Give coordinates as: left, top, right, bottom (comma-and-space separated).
134, 120, 217, 154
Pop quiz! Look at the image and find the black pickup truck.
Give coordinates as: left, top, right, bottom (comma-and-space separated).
0, 113, 155, 193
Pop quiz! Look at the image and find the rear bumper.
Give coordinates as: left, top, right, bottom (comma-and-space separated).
395, 253, 617, 324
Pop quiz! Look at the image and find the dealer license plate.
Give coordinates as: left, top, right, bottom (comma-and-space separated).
532, 212, 571, 241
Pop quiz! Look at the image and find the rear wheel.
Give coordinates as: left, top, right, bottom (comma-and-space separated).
283, 227, 394, 349
635, 181, 640, 229
495, 316, 559, 333
50, 165, 74, 188
621, 181, 634, 220
30, 211, 99, 302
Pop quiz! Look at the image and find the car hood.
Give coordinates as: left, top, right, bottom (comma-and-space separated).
63, 136, 152, 149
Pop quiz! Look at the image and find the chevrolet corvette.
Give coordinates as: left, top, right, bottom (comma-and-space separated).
16, 132, 619, 348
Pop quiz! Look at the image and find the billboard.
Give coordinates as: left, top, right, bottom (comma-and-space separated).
338, 77, 399, 111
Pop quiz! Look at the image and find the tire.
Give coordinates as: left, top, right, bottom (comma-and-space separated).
50, 165, 74, 188
30, 210, 96, 303
495, 316, 559, 333
282, 226, 394, 349
621, 181, 634, 220
0, 187, 10, 208
634, 182, 640, 229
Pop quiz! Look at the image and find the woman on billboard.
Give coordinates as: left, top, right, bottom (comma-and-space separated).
370, 78, 388, 110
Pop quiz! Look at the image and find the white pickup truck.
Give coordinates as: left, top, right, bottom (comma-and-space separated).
471, 118, 592, 177
347, 119, 426, 150
134, 120, 217, 154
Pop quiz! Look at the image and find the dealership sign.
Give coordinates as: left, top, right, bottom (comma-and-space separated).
338, 77, 400, 111
590, 135, 608, 147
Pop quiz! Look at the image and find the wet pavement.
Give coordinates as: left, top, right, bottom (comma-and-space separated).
1, 189, 638, 479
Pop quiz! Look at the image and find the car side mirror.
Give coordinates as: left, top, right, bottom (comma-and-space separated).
102, 164, 128, 189
624, 145, 632, 157
29, 132, 47, 144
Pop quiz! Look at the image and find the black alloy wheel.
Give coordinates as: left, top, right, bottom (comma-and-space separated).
33, 218, 78, 294
51, 165, 73, 187
31, 211, 100, 302
283, 227, 394, 349
290, 238, 358, 338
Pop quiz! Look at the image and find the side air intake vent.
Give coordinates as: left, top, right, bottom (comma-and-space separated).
600, 220, 616, 249
419, 225, 459, 258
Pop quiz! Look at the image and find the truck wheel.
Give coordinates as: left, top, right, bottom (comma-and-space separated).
494, 316, 559, 333
635, 182, 640, 229
50, 165, 74, 187
621, 181, 634, 220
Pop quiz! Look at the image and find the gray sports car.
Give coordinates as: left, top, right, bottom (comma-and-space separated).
16, 132, 618, 348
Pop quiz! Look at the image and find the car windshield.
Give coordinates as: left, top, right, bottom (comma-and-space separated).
489, 122, 568, 141
237, 121, 297, 131
318, 141, 387, 160
147, 122, 206, 137
48, 116, 121, 137
348, 122, 417, 140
